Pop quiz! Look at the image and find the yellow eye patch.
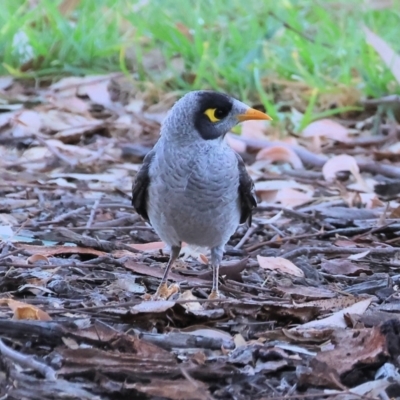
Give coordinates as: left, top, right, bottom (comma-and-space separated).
204, 108, 220, 122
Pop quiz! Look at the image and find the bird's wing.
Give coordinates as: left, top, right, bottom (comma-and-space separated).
131, 150, 156, 222
236, 153, 257, 225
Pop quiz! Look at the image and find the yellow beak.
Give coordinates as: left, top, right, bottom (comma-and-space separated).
237, 108, 272, 122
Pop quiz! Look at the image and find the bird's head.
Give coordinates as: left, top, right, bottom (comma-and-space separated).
161, 90, 272, 142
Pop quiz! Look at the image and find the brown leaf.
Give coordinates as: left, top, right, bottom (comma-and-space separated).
256, 145, 303, 169
130, 300, 176, 314
79, 77, 112, 108
132, 378, 211, 400
0, 299, 52, 321
131, 241, 165, 252
322, 155, 368, 193
16, 244, 107, 258
12, 110, 42, 137
178, 291, 203, 312
311, 327, 387, 385
347, 250, 370, 260
257, 256, 304, 277
321, 259, 371, 276
58, 345, 177, 377
302, 119, 350, 142
255, 180, 309, 192
123, 260, 206, 285
0, 76, 14, 91
27, 254, 49, 264
275, 187, 313, 208
0, 111, 14, 129
364, 26, 400, 85
175, 22, 193, 41
48, 95, 90, 115
390, 205, 400, 218
182, 325, 232, 341
197, 258, 248, 282
274, 284, 336, 300
297, 298, 372, 329
58, 0, 80, 15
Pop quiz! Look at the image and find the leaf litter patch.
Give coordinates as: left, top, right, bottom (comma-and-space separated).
0, 74, 400, 399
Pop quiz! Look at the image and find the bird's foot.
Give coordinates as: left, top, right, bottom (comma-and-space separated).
208, 289, 221, 300
144, 282, 180, 300
205, 290, 225, 309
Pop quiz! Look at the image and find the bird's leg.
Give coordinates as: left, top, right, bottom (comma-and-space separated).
153, 244, 181, 299
208, 246, 224, 300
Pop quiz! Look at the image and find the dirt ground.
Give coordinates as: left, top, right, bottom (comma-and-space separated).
0, 75, 400, 399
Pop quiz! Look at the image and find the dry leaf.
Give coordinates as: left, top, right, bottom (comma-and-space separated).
321, 259, 371, 276
296, 298, 372, 329
322, 154, 363, 182
130, 300, 175, 314
255, 180, 312, 204
256, 145, 303, 169
131, 241, 165, 252
255, 180, 308, 192
178, 290, 202, 312
58, 0, 80, 15
233, 333, 247, 348
0, 299, 52, 321
12, 110, 42, 137
0, 76, 13, 91
27, 254, 49, 264
198, 253, 209, 265
16, 244, 107, 258
62, 337, 79, 349
257, 256, 304, 277
348, 250, 370, 260
0, 112, 14, 129
302, 119, 350, 142
48, 95, 90, 115
79, 78, 112, 108
40, 109, 101, 132
275, 187, 313, 208
364, 26, 400, 85
183, 326, 232, 341
390, 205, 400, 218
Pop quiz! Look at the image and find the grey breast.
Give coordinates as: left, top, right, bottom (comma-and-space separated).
147, 138, 241, 248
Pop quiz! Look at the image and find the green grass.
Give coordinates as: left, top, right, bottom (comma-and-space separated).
1, 0, 400, 121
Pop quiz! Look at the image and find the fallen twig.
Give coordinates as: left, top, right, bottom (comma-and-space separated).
0, 338, 56, 380
282, 246, 400, 260
86, 197, 102, 229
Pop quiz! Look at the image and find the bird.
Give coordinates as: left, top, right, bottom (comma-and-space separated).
132, 90, 271, 299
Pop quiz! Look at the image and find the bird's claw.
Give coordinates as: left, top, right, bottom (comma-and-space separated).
145, 282, 180, 300
208, 290, 221, 300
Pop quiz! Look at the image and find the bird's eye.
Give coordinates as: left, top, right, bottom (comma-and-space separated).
204, 108, 228, 122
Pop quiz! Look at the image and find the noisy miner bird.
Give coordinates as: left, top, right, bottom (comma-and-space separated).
132, 90, 271, 299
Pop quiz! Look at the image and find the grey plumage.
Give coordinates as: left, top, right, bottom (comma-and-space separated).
132, 90, 270, 298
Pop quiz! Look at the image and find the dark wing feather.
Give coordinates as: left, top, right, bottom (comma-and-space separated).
236, 153, 257, 225
131, 150, 155, 222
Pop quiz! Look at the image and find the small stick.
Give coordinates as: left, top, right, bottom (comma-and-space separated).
33, 134, 77, 168
36, 206, 86, 226
86, 198, 102, 229
234, 226, 256, 250
53, 206, 86, 223
0, 338, 56, 380
282, 246, 400, 260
